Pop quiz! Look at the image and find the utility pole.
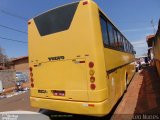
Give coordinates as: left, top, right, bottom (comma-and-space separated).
151, 19, 156, 34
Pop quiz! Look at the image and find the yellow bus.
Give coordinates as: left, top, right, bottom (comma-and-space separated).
28, 0, 136, 116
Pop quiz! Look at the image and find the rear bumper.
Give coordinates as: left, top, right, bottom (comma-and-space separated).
30, 97, 110, 117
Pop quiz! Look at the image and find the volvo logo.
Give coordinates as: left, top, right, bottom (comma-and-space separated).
48, 56, 65, 61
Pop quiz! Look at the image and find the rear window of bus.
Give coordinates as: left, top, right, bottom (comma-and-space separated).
34, 2, 79, 36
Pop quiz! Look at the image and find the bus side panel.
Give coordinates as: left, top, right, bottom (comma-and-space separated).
103, 48, 135, 107
86, 1, 108, 102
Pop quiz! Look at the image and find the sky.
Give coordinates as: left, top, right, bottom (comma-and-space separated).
0, 0, 159, 58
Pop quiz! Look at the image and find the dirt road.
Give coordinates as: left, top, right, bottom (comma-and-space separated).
0, 91, 38, 112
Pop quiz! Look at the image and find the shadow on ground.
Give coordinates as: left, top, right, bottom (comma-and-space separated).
134, 66, 160, 114
40, 96, 124, 120
40, 109, 112, 120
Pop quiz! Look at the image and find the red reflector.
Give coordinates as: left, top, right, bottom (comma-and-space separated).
31, 78, 34, 82
90, 76, 95, 83
89, 62, 94, 68
83, 1, 88, 5
80, 61, 85, 63
28, 21, 31, 25
30, 73, 33, 77
31, 83, 34, 88
90, 84, 96, 90
29, 67, 33, 71
88, 104, 95, 107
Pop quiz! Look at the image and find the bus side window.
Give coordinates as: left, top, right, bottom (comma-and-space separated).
128, 43, 131, 53
107, 22, 115, 47
127, 41, 129, 53
100, 16, 110, 46
123, 39, 126, 52
117, 32, 121, 50
119, 35, 123, 50
122, 37, 126, 51
124, 39, 128, 52
113, 29, 119, 48
132, 46, 134, 53
121, 36, 125, 51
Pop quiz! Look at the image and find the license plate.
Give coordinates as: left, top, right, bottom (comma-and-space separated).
52, 90, 65, 96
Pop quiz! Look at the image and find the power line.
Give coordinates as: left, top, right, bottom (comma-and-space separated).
0, 24, 27, 34
0, 9, 28, 21
0, 36, 27, 44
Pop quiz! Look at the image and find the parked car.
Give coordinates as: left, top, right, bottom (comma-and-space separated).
0, 80, 3, 94
15, 72, 28, 91
135, 56, 149, 70
16, 72, 28, 82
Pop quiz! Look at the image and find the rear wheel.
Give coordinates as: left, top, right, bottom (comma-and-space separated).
39, 108, 54, 119
39, 108, 58, 114
39, 108, 48, 114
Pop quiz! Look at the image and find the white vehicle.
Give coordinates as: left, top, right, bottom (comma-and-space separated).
16, 72, 28, 82
0, 80, 3, 94
140, 58, 145, 65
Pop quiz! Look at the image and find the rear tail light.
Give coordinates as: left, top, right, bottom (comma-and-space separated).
30, 73, 33, 77
79, 61, 85, 63
83, 1, 88, 5
89, 62, 94, 68
89, 61, 96, 90
31, 83, 34, 88
89, 69, 95, 76
28, 21, 31, 25
88, 104, 95, 107
90, 84, 96, 90
90, 76, 95, 83
29, 67, 33, 72
31, 78, 34, 82
30, 66, 34, 88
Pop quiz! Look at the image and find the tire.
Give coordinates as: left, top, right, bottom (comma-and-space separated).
39, 109, 47, 114
39, 109, 60, 116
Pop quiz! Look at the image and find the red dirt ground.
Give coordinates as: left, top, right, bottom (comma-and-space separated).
112, 66, 160, 120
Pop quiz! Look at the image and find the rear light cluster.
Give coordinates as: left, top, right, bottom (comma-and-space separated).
28, 21, 31, 25
29, 67, 34, 88
89, 62, 96, 90
83, 1, 88, 5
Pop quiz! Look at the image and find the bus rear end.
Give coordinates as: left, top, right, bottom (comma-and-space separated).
29, 0, 108, 116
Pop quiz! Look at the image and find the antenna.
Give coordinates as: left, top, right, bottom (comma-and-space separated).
151, 19, 156, 34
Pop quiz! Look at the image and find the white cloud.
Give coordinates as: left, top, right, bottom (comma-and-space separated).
122, 26, 158, 32
131, 40, 148, 56
131, 40, 146, 45
134, 44, 147, 48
